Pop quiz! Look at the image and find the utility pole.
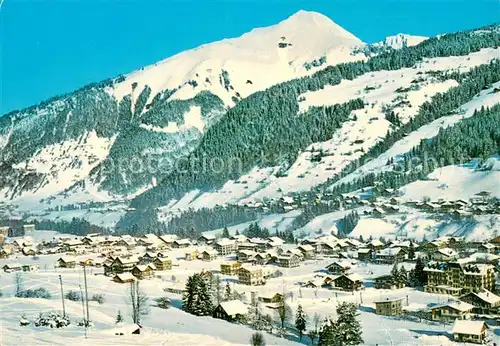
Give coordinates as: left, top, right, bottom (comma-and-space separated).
79, 284, 87, 338
83, 265, 90, 325
59, 275, 66, 317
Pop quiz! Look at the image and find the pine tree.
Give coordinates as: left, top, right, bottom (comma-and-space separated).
224, 282, 232, 301
222, 227, 230, 238
408, 242, 415, 260
391, 263, 400, 284
318, 319, 336, 346
295, 304, 308, 341
398, 266, 408, 286
334, 302, 363, 345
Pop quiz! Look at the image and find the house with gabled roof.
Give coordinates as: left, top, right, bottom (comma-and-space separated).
326, 260, 352, 275
113, 272, 136, 284
197, 234, 216, 246
278, 253, 300, 268
57, 256, 76, 268
432, 248, 458, 262
131, 264, 155, 280
212, 300, 248, 322
429, 301, 474, 321
153, 257, 172, 271
333, 273, 363, 291
172, 238, 191, 248
202, 249, 219, 262
451, 320, 488, 344
459, 289, 500, 314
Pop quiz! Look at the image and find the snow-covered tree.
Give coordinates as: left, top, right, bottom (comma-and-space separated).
307, 312, 321, 345
295, 304, 308, 341
183, 273, 214, 316
224, 282, 232, 301
222, 227, 230, 238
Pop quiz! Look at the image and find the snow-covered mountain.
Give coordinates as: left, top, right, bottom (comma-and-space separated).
111, 10, 364, 108
0, 10, 365, 206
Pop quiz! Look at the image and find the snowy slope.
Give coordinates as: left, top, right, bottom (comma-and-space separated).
152, 49, 499, 218
377, 33, 428, 49
110, 10, 365, 108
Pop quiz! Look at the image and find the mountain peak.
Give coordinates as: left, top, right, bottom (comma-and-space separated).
276, 10, 361, 42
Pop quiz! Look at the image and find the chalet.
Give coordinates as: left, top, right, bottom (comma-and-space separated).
478, 243, 495, 254
137, 234, 160, 247
21, 247, 36, 256
22, 264, 39, 272
139, 252, 157, 264
57, 256, 76, 268
215, 238, 237, 255
451, 320, 488, 344
371, 207, 385, 217
254, 252, 276, 265
278, 254, 300, 268
153, 257, 172, 271
333, 273, 363, 291
220, 261, 241, 275
297, 244, 314, 259
357, 248, 373, 262
61, 239, 84, 252
375, 248, 405, 264
172, 238, 191, 248
238, 266, 264, 286
303, 279, 325, 289
459, 290, 500, 314
237, 250, 255, 262
366, 239, 384, 251
266, 237, 285, 249
3, 263, 22, 272
185, 249, 198, 261
158, 234, 177, 246
197, 234, 216, 246
259, 293, 283, 303
344, 238, 362, 249
212, 300, 248, 322
326, 261, 352, 275
131, 264, 155, 280
23, 224, 35, 232
374, 274, 405, 289
202, 249, 219, 262
248, 238, 268, 251
432, 248, 458, 262
375, 297, 405, 316
429, 301, 474, 321
113, 272, 136, 284
106, 256, 139, 276
116, 237, 136, 250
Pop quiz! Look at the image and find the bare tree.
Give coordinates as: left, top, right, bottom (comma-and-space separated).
127, 281, 150, 324
307, 313, 321, 345
274, 296, 292, 328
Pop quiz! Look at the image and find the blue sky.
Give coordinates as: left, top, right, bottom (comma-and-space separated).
1, 0, 498, 115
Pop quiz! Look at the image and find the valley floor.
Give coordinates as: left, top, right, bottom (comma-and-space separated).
1, 243, 498, 345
